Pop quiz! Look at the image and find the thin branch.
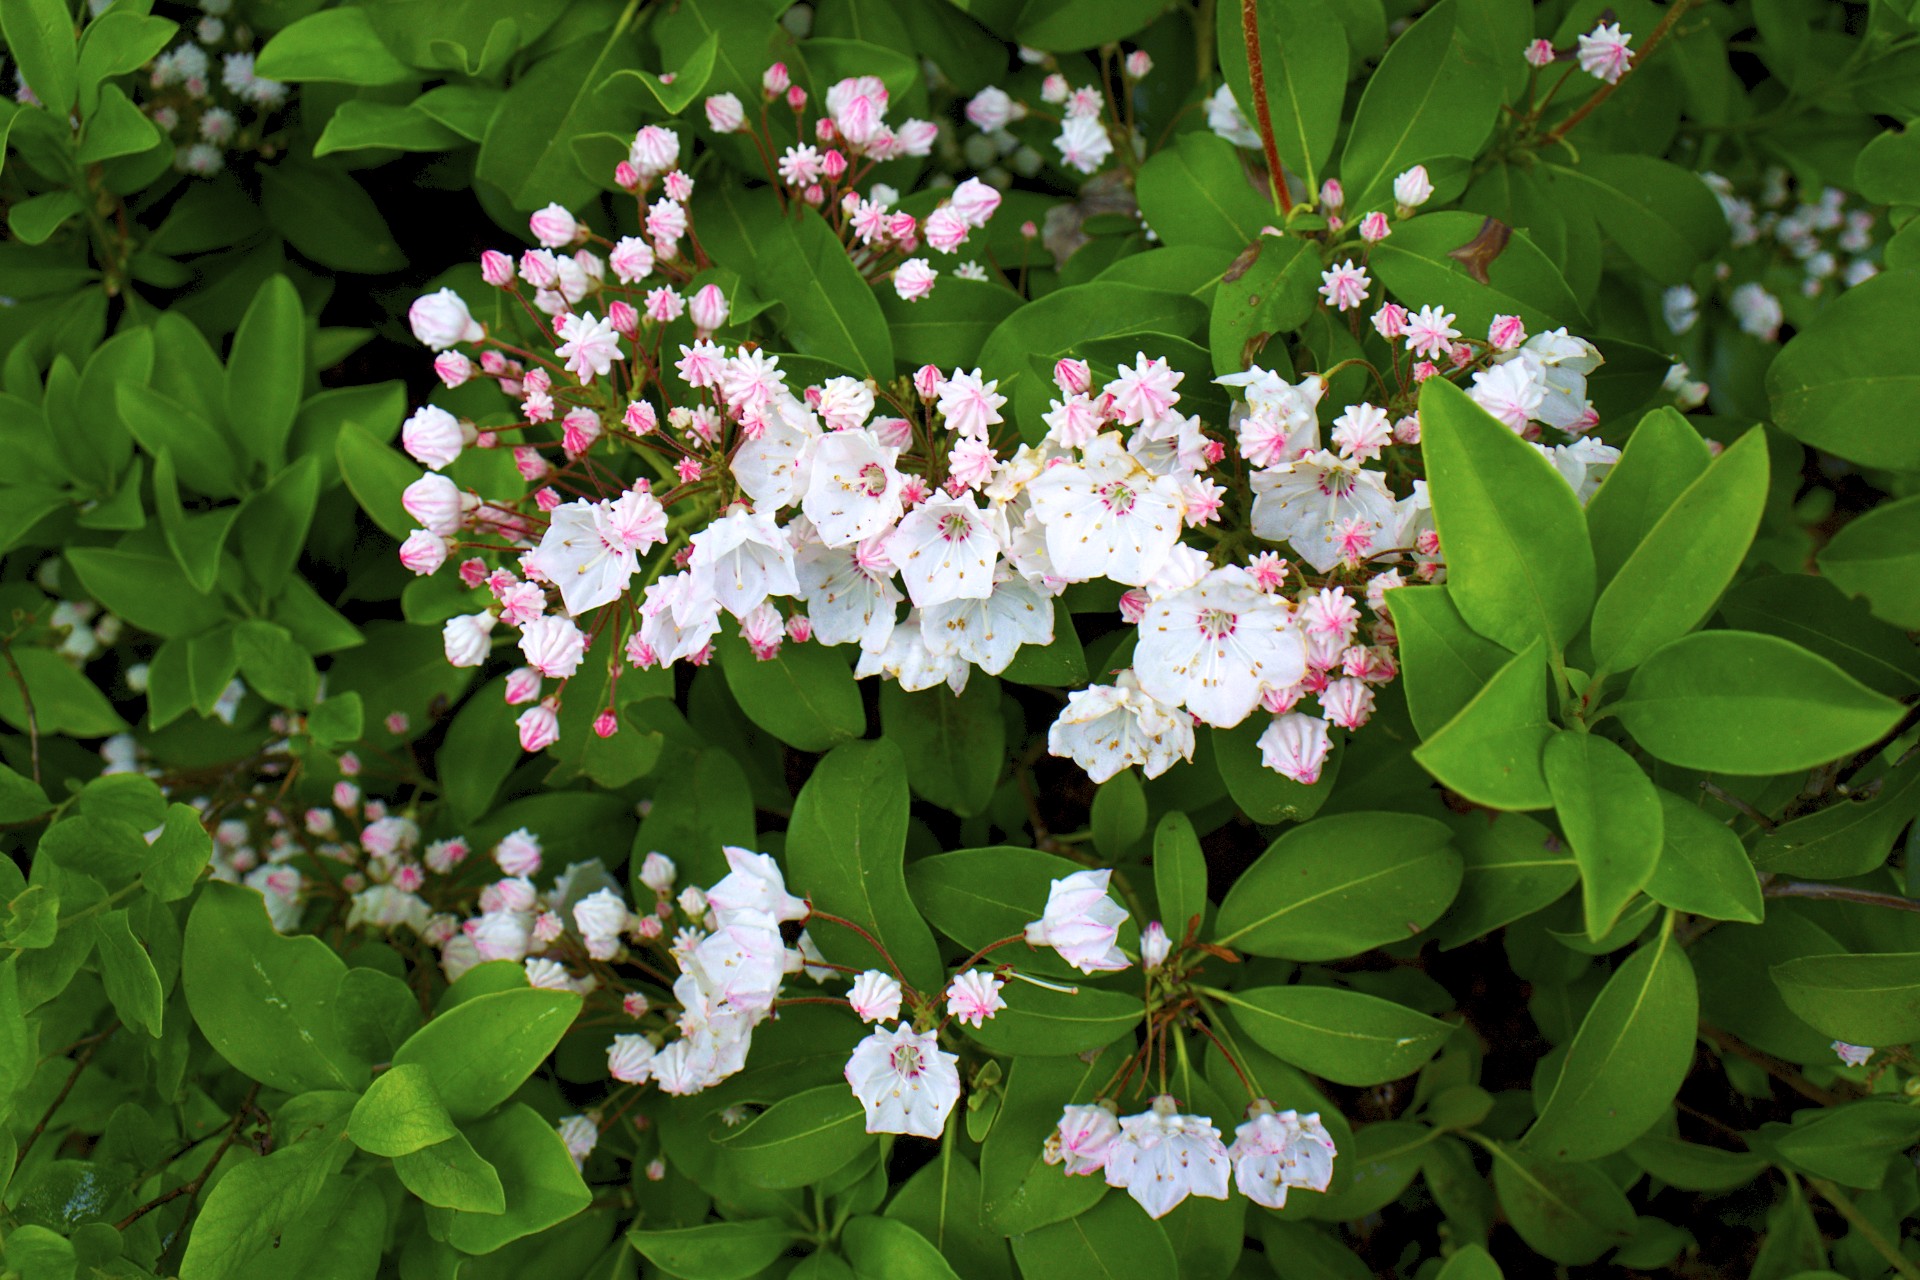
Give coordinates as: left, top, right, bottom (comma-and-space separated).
1806, 1175, 1920, 1280
1763, 881, 1920, 915
1698, 1022, 1849, 1107
134, 1082, 261, 1244
1, 633, 41, 786
1240, 0, 1293, 214
1543, 0, 1699, 145
17, 1036, 106, 1164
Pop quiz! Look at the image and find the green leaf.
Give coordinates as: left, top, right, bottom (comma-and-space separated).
1724, 573, 1920, 703
1151, 811, 1207, 942
1211, 716, 1342, 823
0, 0, 77, 115
445, 1102, 592, 1254
1370, 213, 1583, 336
1135, 132, 1274, 251
716, 630, 864, 752
1090, 769, 1146, 859
1008, 1190, 1176, 1280
1412, 638, 1553, 811
224, 275, 307, 474
881, 677, 1004, 818
1590, 428, 1768, 676
183, 882, 370, 1093
258, 160, 406, 273
1208, 235, 1319, 375
786, 739, 942, 992
1523, 924, 1697, 1161
8, 191, 82, 245
254, 8, 416, 84
1770, 951, 1920, 1047
313, 100, 462, 156
1542, 731, 1662, 941
1756, 1100, 1920, 1191
391, 987, 582, 1121
75, 84, 160, 164
1626, 1133, 1767, 1192
965, 983, 1141, 1057
980, 1047, 1124, 1234
1435, 1244, 1503, 1280
67, 545, 225, 639
349, 1062, 458, 1157
1486, 1142, 1635, 1266
1585, 407, 1712, 590
94, 908, 164, 1038
886, 1148, 1010, 1280
1817, 493, 1920, 630
753, 208, 894, 380
179, 1118, 350, 1280
628, 1219, 800, 1280
843, 1214, 964, 1280
1338, 0, 1503, 212
0, 762, 49, 825
1390, 584, 1513, 739
878, 277, 1022, 371
1767, 269, 1920, 472
631, 742, 756, 890
1612, 631, 1905, 775
1215, 812, 1461, 959
717, 1084, 876, 1190
1419, 377, 1594, 653
1856, 124, 1920, 205
1751, 759, 1920, 880
152, 450, 237, 593
1013, 0, 1175, 48
1647, 791, 1764, 923
1227, 985, 1453, 1086
603, 30, 717, 115
1216, 0, 1346, 188
233, 620, 318, 710
336, 420, 422, 541
76, 11, 175, 112
237, 456, 320, 594
907, 846, 1136, 982
0, 647, 127, 737
117, 383, 244, 498
1543, 156, 1727, 284
393, 1131, 506, 1213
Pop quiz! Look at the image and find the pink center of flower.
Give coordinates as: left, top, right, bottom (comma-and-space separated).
1317, 468, 1358, 499
859, 462, 889, 496
1098, 481, 1136, 515
1199, 608, 1238, 640
890, 1044, 923, 1077
938, 512, 972, 542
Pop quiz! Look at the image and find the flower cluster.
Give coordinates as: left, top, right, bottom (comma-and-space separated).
136, 0, 286, 178
962, 45, 1157, 182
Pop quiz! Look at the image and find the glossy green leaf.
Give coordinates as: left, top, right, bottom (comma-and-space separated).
1817, 493, 1920, 630
1487, 1142, 1635, 1266
1228, 985, 1454, 1085
1767, 269, 1920, 471
391, 987, 580, 1121
628, 1219, 800, 1280
1434, 811, 1578, 947
94, 908, 164, 1037
1647, 791, 1763, 923
1390, 584, 1513, 739
1591, 428, 1768, 676
1751, 759, 1920, 879
1771, 951, 1920, 1046
254, 7, 416, 84
445, 1102, 592, 1253
179, 1115, 351, 1280
1135, 132, 1274, 251
1412, 638, 1553, 811
881, 677, 1004, 818
755, 207, 894, 379
1216, 812, 1461, 959
1211, 716, 1342, 824
717, 1084, 876, 1190
1419, 377, 1594, 654
843, 1214, 964, 1280
965, 982, 1141, 1057
1543, 156, 1727, 284
1216, 0, 1346, 187
1, 0, 77, 114
1585, 407, 1713, 589
393, 1131, 506, 1213
716, 629, 864, 752
1613, 632, 1905, 775
348, 1062, 457, 1158
1009, 1189, 1176, 1280
907, 846, 1135, 981
1543, 731, 1662, 941
1152, 811, 1208, 943
1371, 213, 1583, 336
787, 739, 942, 992
1524, 924, 1697, 1160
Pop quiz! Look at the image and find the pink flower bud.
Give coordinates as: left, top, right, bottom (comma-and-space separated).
339, 751, 362, 777
674, 457, 703, 484
872, 416, 913, 449
408, 289, 483, 350
786, 614, 812, 643
704, 91, 746, 133
503, 666, 543, 705
608, 299, 639, 338
1370, 302, 1409, 339
1320, 178, 1344, 211
914, 365, 945, 400
1358, 211, 1390, 243
925, 205, 969, 252
333, 781, 360, 810
763, 62, 790, 97
645, 287, 684, 323
1393, 415, 1421, 445
433, 351, 473, 388
689, 283, 729, 333
1125, 49, 1153, 78
614, 160, 640, 190
1488, 314, 1527, 350
402, 405, 466, 471
786, 85, 807, 112
629, 125, 680, 177
535, 486, 561, 512
399, 530, 448, 576
803, 183, 825, 207
663, 170, 693, 201
623, 401, 658, 434
1118, 589, 1150, 624
594, 710, 619, 738
1524, 38, 1555, 68
892, 257, 936, 300
480, 250, 514, 287
1054, 358, 1091, 396
402, 473, 464, 536
517, 699, 561, 752
528, 203, 579, 249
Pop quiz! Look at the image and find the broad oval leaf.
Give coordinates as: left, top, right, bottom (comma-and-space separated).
1770, 951, 1920, 1047
1008, 1189, 1176, 1280
964, 983, 1141, 1057
1227, 985, 1454, 1086
1646, 791, 1764, 923
1613, 631, 1905, 775
1542, 731, 1662, 941
907, 845, 1138, 981
717, 630, 864, 752
1216, 0, 1347, 187
1585, 407, 1712, 589
717, 1084, 876, 1190
1768, 268, 1920, 471
628, 1219, 800, 1280
1523, 924, 1698, 1161
391, 987, 583, 1121
1389, 584, 1512, 739
1816, 492, 1920, 630
1215, 812, 1461, 959
1412, 638, 1553, 811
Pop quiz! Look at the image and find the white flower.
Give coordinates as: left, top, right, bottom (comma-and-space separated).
686, 910, 791, 1016
1228, 1102, 1337, 1209
526, 495, 660, 617
1576, 22, 1634, 83
854, 614, 970, 695
1513, 328, 1603, 431
555, 312, 623, 384
689, 507, 800, 618
1047, 669, 1196, 783
1330, 403, 1393, 462
796, 536, 901, 653
1023, 869, 1129, 974
1026, 434, 1185, 586
1134, 567, 1308, 728
1249, 450, 1397, 574
1055, 112, 1113, 174
844, 1023, 962, 1138
815, 377, 876, 430
1663, 284, 1699, 334
638, 572, 722, 666
1046, 1103, 1122, 1175
1205, 84, 1260, 149
1730, 282, 1784, 342
1833, 1040, 1873, 1068
1104, 1096, 1232, 1219
556, 1115, 597, 1169
886, 492, 1001, 608
408, 288, 483, 350
1538, 438, 1621, 504
920, 570, 1053, 675
704, 846, 809, 926
803, 429, 905, 546
731, 395, 821, 509
1468, 360, 1546, 433
849, 970, 903, 1023
944, 970, 1006, 1028
936, 368, 1007, 440
1104, 354, 1185, 427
